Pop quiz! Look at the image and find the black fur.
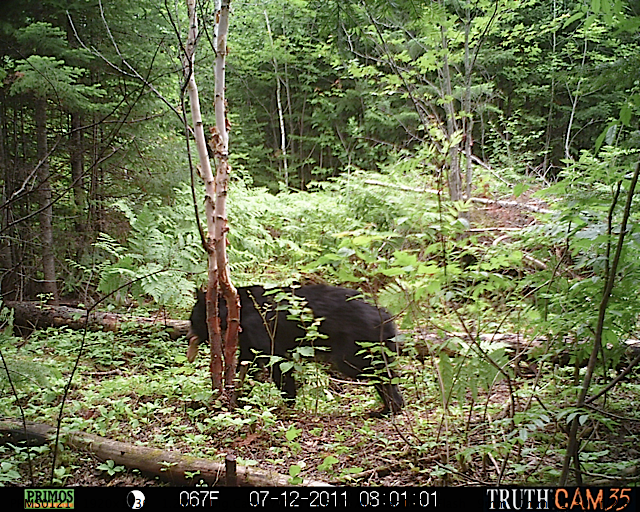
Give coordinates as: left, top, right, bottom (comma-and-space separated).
188, 284, 403, 415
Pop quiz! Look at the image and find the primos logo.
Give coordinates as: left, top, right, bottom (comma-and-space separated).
24, 489, 75, 509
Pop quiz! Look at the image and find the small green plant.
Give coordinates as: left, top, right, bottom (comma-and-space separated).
317, 455, 339, 473
0, 460, 20, 483
288, 464, 303, 485
96, 459, 126, 477
284, 425, 302, 456
52, 466, 73, 485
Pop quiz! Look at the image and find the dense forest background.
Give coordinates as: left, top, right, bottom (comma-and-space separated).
1, 0, 639, 488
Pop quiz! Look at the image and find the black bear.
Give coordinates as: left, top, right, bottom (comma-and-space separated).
187, 284, 404, 415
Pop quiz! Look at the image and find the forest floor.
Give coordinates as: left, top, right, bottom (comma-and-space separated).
4, 199, 640, 488
10, 375, 640, 488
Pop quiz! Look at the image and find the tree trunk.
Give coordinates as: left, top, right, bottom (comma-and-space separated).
5, 300, 190, 339
0, 90, 15, 300
70, 112, 87, 257
183, 0, 239, 401
34, 96, 58, 304
212, 0, 240, 401
564, 34, 589, 161
88, 107, 106, 235
265, 10, 288, 187
542, 0, 558, 174
462, 13, 474, 204
183, 0, 223, 394
439, 26, 462, 201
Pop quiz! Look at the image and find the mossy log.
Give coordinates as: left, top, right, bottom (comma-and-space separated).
5, 301, 190, 340
0, 419, 328, 487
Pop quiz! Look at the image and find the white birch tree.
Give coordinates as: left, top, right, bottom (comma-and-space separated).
183, 0, 239, 400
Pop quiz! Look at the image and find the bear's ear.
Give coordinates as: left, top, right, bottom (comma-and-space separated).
187, 336, 200, 363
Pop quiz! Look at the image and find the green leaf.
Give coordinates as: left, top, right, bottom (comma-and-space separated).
279, 361, 295, 373
296, 346, 315, 358
318, 455, 339, 471
289, 464, 302, 477
513, 183, 529, 198
620, 104, 632, 126
563, 11, 585, 28
285, 425, 301, 441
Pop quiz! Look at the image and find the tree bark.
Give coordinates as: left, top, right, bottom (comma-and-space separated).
212, 0, 240, 402
34, 96, 59, 304
69, 112, 87, 256
462, 12, 474, 206
265, 10, 288, 187
0, 90, 15, 300
542, 0, 558, 173
0, 419, 329, 487
183, 0, 239, 400
439, 25, 462, 202
5, 300, 190, 339
184, 0, 223, 394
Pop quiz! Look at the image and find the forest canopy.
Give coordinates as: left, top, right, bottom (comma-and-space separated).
1, 0, 637, 304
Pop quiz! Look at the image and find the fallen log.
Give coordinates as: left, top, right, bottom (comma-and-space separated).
0, 419, 329, 487
5, 301, 189, 340
363, 179, 554, 214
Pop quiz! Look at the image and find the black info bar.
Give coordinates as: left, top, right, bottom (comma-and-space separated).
6, 486, 637, 511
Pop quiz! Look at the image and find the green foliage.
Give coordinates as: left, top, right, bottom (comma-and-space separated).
13, 22, 92, 66
11, 55, 105, 110
224, 182, 357, 281
1, 0, 640, 488
3, 0, 638, 304
96, 460, 126, 477
0, 355, 59, 392
484, 0, 638, 169
95, 166, 448, 300
1, 303, 60, 394
525, 147, 640, 345
93, 193, 204, 307
437, 337, 511, 407
9, 22, 104, 109
0, 459, 21, 483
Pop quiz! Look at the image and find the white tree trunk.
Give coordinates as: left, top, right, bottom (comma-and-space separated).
212, 0, 240, 397
183, 0, 238, 398
265, 10, 288, 187
439, 25, 462, 201
184, 0, 222, 392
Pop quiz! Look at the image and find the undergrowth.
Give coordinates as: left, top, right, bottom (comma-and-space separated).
1, 318, 639, 486
2, 156, 640, 486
